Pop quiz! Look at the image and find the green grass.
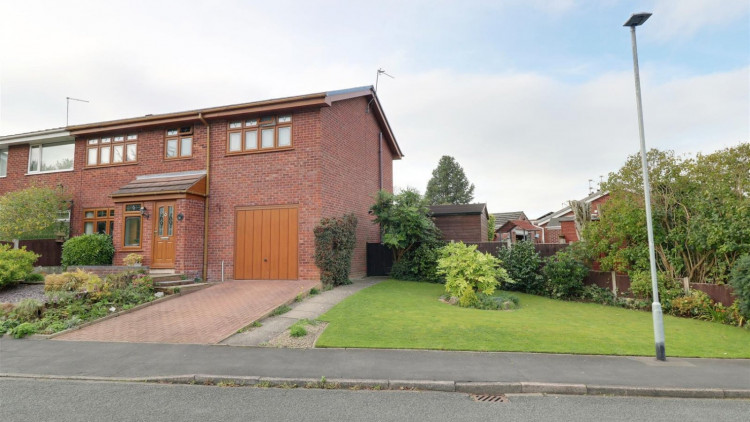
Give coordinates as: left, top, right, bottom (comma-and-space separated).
317, 280, 750, 358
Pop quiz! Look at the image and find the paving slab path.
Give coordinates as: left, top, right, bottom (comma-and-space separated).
53, 279, 319, 344
221, 277, 385, 346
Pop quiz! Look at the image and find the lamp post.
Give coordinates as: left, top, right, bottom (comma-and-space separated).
624, 12, 666, 361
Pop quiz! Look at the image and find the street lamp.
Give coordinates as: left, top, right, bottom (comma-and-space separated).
624, 12, 666, 361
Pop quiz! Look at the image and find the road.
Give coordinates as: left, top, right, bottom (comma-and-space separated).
1, 378, 748, 422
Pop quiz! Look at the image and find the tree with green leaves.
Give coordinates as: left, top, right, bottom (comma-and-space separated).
584, 144, 749, 284
0, 185, 70, 248
425, 155, 475, 205
487, 214, 496, 241
370, 188, 441, 263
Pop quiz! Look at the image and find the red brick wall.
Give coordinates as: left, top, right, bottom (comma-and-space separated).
560, 220, 578, 243
1, 98, 394, 282
543, 228, 563, 244
320, 97, 394, 278
433, 214, 484, 243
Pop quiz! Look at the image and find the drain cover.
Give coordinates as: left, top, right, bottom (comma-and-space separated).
471, 394, 508, 403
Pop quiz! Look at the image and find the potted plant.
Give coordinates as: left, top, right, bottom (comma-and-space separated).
123, 253, 143, 267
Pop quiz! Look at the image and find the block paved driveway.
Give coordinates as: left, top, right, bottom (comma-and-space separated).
54, 279, 319, 344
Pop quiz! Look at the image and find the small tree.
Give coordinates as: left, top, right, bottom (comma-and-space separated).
487, 214, 496, 241
425, 156, 475, 205
370, 188, 441, 263
437, 242, 511, 307
497, 241, 545, 294
0, 185, 69, 248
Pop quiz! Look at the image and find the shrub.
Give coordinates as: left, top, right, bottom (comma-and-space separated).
314, 214, 358, 287
44, 268, 99, 293
437, 242, 511, 305
10, 322, 38, 338
123, 253, 143, 266
474, 293, 520, 310
581, 285, 617, 306
542, 251, 588, 300
389, 240, 444, 283
729, 254, 750, 320
629, 271, 683, 311
670, 290, 713, 319
496, 241, 544, 294
61, 234, 115, 267
290, 323, 307, 337
25, 272, 45, 283
0, 244, 39, 289
13, 298, 43, 322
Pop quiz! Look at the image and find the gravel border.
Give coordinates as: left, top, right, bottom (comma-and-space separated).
0, 284, 47, 304
266, 322, 328, 348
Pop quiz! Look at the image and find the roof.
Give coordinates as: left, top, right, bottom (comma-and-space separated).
0, 128, 72, 147
111, 171, 207, 198
492, 211, 526, 229
1, 87, 403, 159
497, 219, 542, 233
535, 191, 609, 227
430, 203, 488, 217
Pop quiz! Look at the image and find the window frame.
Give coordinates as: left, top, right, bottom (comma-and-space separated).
83, 208, 115, 235
0, 147, 7, 178
27, 141, 75, 174
122, 203, 143, 250
164, 126, 194, 160
226, 114, 293, 155
86, 134, 138, 168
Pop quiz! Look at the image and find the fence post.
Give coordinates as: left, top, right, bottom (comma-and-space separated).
611, 271, 618, 297
682, 277, 690, 294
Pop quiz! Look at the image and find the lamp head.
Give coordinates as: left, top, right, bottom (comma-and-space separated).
624, 13, 652, 27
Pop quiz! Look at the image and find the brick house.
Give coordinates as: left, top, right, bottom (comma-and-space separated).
429, 203, 489, 243
534, 191, 609, 244
0, 86, 402, 281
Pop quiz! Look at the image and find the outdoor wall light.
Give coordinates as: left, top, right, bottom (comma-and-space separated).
177, 213, 184, 221
141, 206, 150, 219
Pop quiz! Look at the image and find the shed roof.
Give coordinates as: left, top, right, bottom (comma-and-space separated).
430, 203, 488, 217
111, 171, 207, 198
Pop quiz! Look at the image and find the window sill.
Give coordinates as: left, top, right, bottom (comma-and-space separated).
85, 162, 139, 170
164, 156, 193, 161
25, 168, 75, 176
226, 146, 294, 156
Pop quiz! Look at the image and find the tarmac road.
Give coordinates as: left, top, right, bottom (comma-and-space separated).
1, 377, 748, 422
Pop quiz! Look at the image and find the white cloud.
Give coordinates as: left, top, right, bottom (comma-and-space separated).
652, 0, 750, 40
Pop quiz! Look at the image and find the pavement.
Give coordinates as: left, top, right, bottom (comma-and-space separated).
1, 276, 748, 399
53, 278, 319, 344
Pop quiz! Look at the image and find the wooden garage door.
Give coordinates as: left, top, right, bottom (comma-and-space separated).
235, 207, 298, 280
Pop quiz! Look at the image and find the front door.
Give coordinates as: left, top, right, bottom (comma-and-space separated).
151, 201, 176, 268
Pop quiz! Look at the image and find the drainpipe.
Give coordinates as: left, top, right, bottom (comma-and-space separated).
378, 132, 383, 190
198, 113, 210, 282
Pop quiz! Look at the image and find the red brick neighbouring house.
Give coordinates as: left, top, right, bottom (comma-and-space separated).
429, 203, 489, 243
496, 219, 543, 244
534, 191, 609, 244
0, 86, 402, 281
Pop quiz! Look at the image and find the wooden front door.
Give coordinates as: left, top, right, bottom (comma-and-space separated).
151, 201, 176, 268
235, 207, 298, 280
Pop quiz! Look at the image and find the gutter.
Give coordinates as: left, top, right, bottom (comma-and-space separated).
198, 112, 210, 282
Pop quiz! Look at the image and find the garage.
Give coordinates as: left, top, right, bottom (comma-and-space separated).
234, 206, 298, 280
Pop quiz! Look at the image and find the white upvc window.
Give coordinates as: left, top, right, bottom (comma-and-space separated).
0, 148, 7, 177
28, 141, 75, 174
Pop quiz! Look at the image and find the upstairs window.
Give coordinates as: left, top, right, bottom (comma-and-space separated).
0, 148, 7, 177
28, 141, 75, 174
165, 127, 193, 159
227, 114, 292, 154
87, 134, 137, 167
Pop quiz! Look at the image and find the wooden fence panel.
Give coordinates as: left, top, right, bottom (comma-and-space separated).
0, 239, 63, 266
534, 243, 568, 258
690, 283, 736, 306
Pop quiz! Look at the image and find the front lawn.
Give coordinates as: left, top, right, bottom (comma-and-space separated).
316, 280, 750, 358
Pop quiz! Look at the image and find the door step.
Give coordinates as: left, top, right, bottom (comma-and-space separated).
151, 273, 209, 294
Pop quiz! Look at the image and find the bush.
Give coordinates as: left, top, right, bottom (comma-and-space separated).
496, 241, 544, 294
123, 253, 143, 266
0, 244, 39, 289
581, 285, 617, 306
629, 271, 683, 311
389, 241, 444, 283
542, 251, 588, 300
13, 298, 43, 322
314, 214, 357, 287
670, 290, 713, 319
44, 268, 100, 293
729, 254, 750, 320
61, 234, 114, 267
10, 322, 37, 338
474, 293, 520, 310
437, 242, 511, 306
25, 272, 45, 283
290, 324, 308, 338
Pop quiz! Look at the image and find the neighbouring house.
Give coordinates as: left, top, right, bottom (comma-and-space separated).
429, 203, 489, 243
534, 191, 609, 244
491, 211, 529, 242
496, 218, 543, 244
0, 86, 403, 281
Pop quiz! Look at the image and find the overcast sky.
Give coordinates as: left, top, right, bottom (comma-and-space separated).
1, 0, 748, 218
